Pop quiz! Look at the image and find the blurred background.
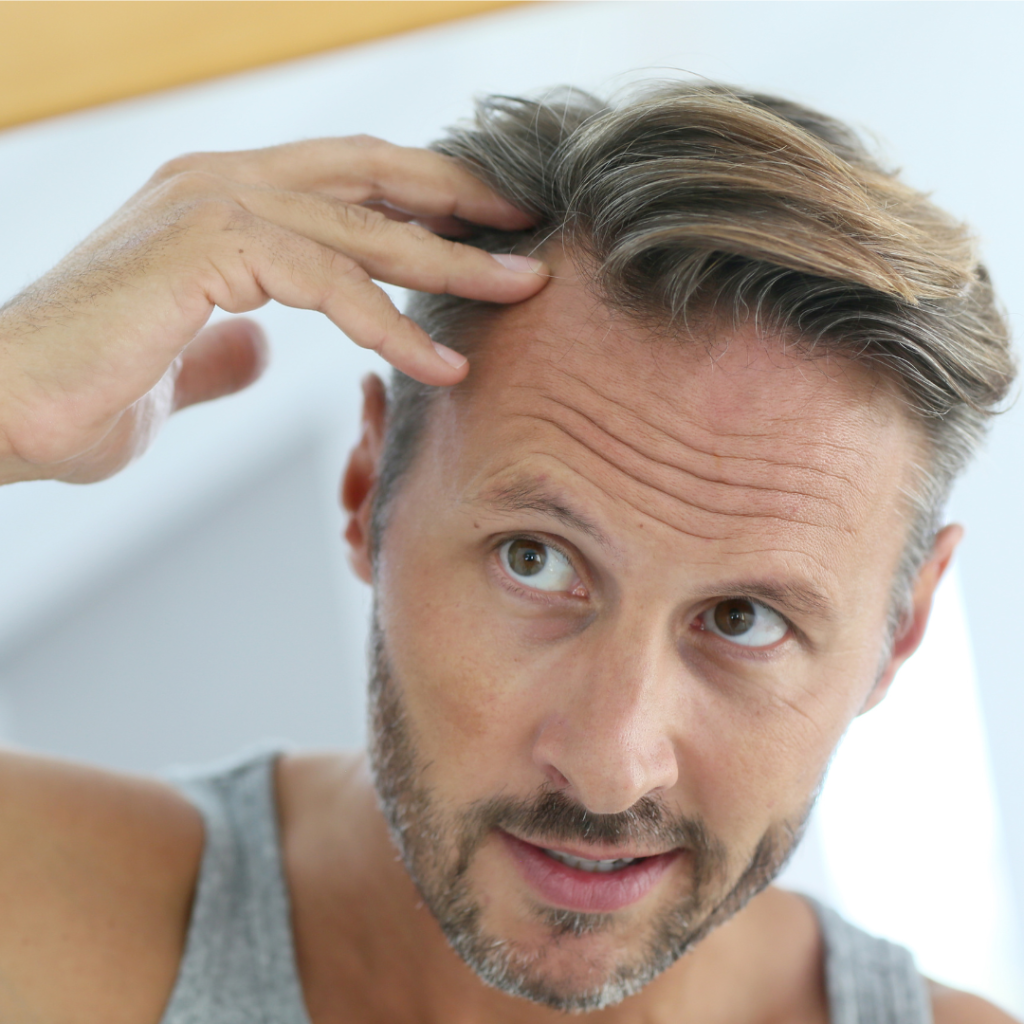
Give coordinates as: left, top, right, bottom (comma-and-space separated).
0, 0, 1020, 1012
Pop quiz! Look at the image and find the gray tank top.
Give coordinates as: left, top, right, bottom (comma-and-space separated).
160, 751, 933, 1024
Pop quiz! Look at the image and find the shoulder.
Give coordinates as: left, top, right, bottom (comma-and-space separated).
929, 981, 1022, 1024
0, 747, 204, 1024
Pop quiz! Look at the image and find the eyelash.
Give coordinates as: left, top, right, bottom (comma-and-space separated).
695, 591, 810, 657
491, 533, 588, 603
490, 534, 799, 652
691, 603, 795, 656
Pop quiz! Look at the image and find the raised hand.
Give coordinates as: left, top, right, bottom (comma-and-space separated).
0, 136, 546, 484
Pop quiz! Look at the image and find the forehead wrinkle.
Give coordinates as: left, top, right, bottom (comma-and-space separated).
544, 368, 874, 485
529, 369, 879, 512
466, 457, 843, 610
475, 479, 608, 546
516, 406, 860, 537
489, 452, 845, 580
487, 450, 723, 544
543, 398, 856, 515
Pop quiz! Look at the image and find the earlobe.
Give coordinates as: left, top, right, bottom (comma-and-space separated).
860, 523, 964, 715
341, 374, 388, 585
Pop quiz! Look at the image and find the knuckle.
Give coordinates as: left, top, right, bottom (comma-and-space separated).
159, 169, 228, 205
341, 134, 388, 151
151, 152, 212, 183
147, 171, 247, 236
179, 193, 245, 233
338, 135, 397, 192
335, 201, 388, 237
440, 235, 466, 260
324, 248, 369, 286
416, 235, 462, 294
368, 315, 405, 360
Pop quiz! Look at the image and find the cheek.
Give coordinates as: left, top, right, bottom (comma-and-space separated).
375, 530, 542, 792
671, 663, 859, 840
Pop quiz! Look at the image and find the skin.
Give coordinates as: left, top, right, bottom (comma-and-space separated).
0, 142, 1015, 1024
0, 135, 543, 484
333, 260, 974, 1022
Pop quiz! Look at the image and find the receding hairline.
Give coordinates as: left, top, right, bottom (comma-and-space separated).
373, 78, 1015, 644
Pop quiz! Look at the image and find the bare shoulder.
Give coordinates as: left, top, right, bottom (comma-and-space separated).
930, 980, 1022, 1024
0, 747, 204, 1024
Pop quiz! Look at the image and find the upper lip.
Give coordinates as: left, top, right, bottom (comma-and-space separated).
504, 831, 678, 862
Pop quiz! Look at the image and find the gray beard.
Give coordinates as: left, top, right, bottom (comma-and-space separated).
366, 614, 809, 1012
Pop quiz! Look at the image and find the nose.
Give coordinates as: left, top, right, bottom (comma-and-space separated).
531, 625, 680, 815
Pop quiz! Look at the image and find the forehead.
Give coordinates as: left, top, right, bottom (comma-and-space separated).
427, 269, 919, 597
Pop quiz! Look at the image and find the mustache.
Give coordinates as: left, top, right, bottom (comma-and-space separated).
467, 787, 728, 866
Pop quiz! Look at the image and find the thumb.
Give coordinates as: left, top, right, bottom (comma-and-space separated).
173, 318, 269, 411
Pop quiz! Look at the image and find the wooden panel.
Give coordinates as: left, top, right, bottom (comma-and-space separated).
0, 1, 520, 131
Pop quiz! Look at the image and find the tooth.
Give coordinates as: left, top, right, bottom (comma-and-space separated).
543, 849, 639, 872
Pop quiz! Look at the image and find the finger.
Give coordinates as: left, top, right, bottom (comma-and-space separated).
320, 139, 534, 229
361, 201, 418, 223
204, 221, 468, 386
411, 216, 472, 238
172, 318, 269, 411
362, 201, 470, 238
235, 187, 549, 304
157, 138, 535, 230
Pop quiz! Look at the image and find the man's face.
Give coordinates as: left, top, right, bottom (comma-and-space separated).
363, 269, 922, 1009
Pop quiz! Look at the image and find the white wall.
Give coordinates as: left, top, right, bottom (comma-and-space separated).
0, 440, 372, 769
0, 1, 1020, 1011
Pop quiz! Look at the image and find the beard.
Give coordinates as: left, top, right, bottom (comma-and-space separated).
366, 614, 809, 1012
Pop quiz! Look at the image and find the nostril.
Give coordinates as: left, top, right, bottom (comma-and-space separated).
542, 764, 571, 790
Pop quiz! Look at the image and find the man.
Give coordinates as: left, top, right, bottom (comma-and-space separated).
0, 81, 1016, 1023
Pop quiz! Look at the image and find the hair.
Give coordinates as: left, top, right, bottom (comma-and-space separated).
374, 80, 1016, 639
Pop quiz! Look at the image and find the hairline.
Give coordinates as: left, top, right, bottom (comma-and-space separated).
372, 295, 938, 649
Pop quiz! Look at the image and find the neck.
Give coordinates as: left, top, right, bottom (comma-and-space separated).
277, 751, 826, 1024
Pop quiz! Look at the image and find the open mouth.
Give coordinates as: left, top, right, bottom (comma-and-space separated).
499, 832, 680, 913
542, 848, 642, 873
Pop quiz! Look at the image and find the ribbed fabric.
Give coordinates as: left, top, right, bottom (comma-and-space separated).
160, 751, 312, 1024
810, 897, 934, 1024
159, 751, 932, 1024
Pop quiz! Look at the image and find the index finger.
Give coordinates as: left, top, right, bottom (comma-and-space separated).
161, 137, 536, 232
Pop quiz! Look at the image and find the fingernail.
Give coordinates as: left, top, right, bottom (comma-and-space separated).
491, 252, 545, 274
432, 341, 468, 369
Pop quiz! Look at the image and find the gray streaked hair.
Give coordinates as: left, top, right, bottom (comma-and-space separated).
374, 81, 1016, 639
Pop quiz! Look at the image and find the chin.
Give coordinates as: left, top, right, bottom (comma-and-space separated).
439, 890, 692, 1013
453, 927, 670, 1013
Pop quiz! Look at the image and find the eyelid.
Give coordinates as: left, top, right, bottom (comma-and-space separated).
696, 597, 794, 650
495, 531, 578, 570
700, 598, 786, 638
492, 532, 588, 597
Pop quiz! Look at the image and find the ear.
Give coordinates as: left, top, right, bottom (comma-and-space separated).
341, 374, 388, 584
860, 523, 964, 714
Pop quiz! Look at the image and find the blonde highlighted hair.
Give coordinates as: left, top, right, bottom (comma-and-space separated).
377, 82, 1016, 633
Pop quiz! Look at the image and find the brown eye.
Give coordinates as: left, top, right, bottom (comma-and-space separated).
499, 539, 577, 592
714, 598, 756, 636
507, 539, 547, 576
701, 598, 788, 648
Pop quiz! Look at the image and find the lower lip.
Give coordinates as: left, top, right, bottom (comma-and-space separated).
499, 832, 681, 914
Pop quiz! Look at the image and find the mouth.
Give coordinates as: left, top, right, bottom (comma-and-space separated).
498, 831, 682, 914
543, 848, 641, 873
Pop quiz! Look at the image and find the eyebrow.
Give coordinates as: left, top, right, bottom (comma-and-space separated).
474, 479, 836, 623
716, 580, 836, 623
476, 480, 609, 546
